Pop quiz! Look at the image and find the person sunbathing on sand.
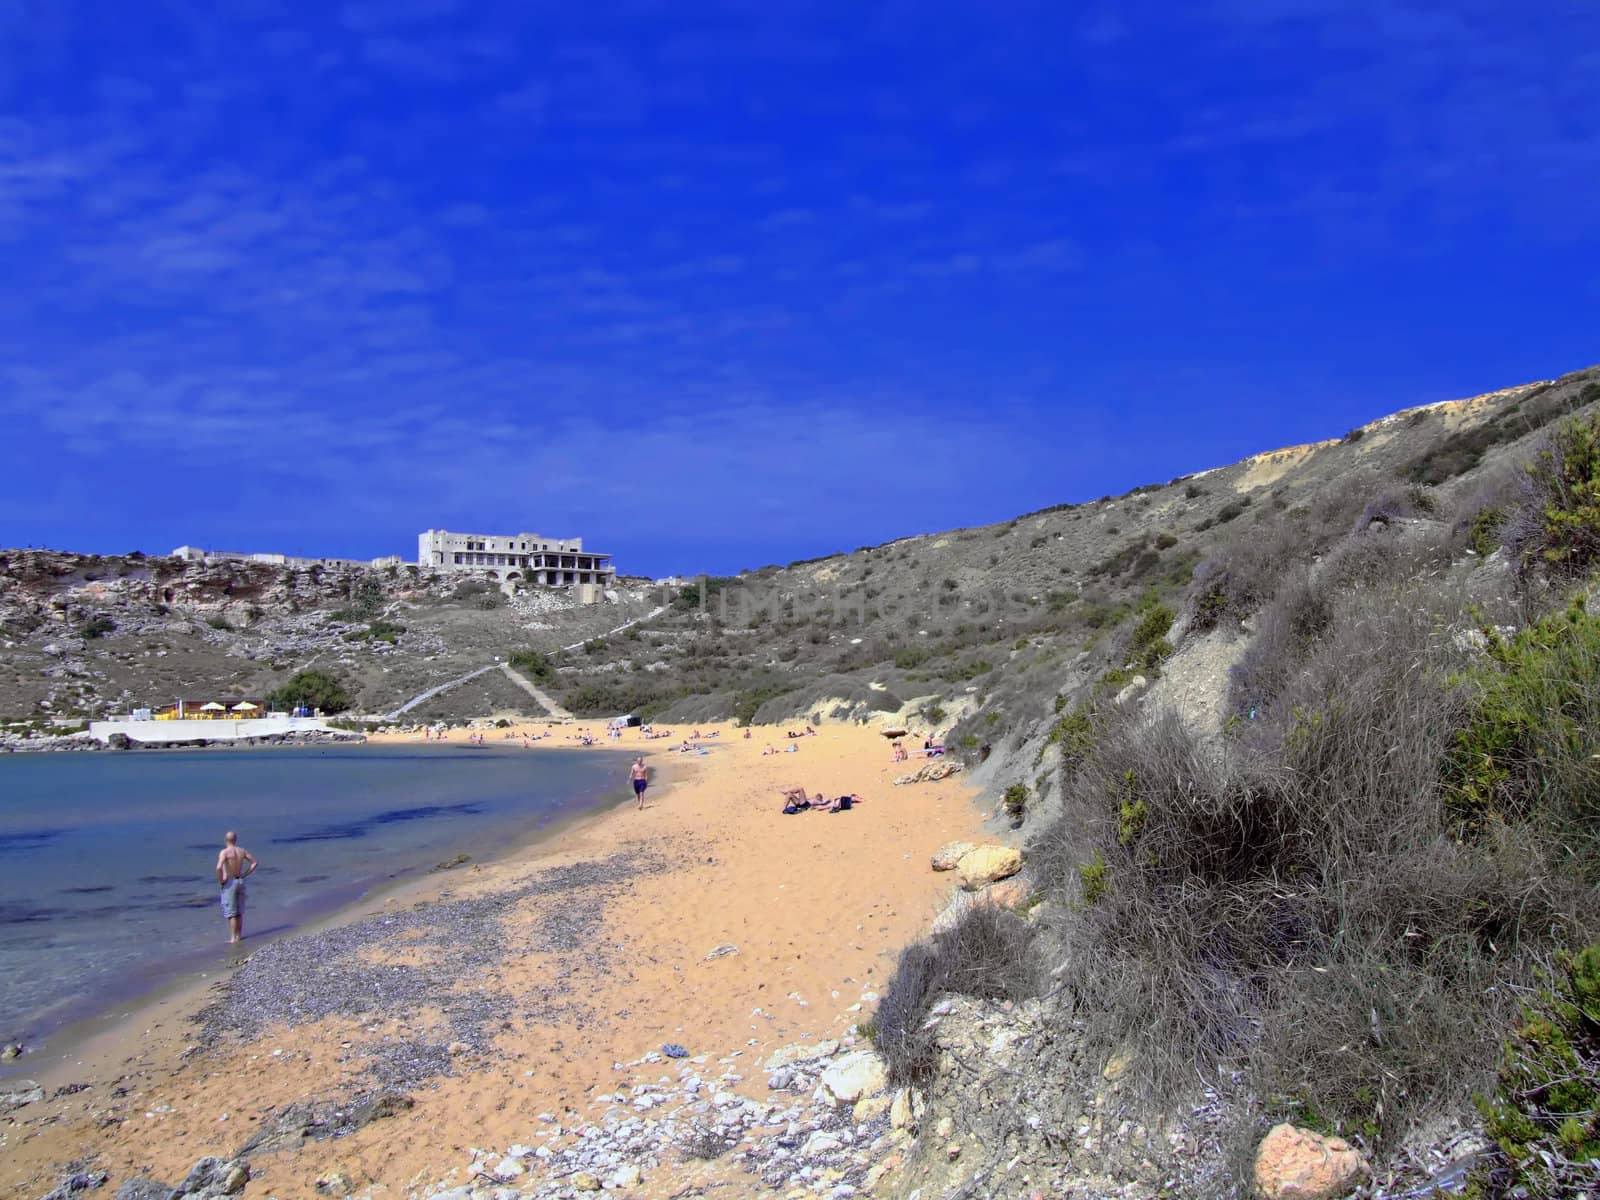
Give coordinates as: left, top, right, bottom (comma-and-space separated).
780, 787, 862, 813
780, 787, 824, 812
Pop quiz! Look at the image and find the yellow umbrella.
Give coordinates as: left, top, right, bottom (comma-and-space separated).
231, 701, 259, 712
199, 702, 226, 711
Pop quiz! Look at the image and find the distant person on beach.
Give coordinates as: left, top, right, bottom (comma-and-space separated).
215, 831, 258, 943
630, 757, 649, 809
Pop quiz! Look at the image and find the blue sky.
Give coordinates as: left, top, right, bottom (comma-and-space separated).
1, 0, 1596, 577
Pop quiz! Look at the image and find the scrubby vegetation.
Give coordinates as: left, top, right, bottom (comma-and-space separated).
874, 905, 1038, 1084
345, 618, 405, 644
267, 669, 353, 715
870, 394, 1600, 1190
507, 647, 554, 681
1506, 410, 1600, 582
1472, 945, 1600, 1197
1032, 418, 1600, 1157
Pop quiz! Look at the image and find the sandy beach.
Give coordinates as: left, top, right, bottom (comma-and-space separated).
1, 720, 992, 1200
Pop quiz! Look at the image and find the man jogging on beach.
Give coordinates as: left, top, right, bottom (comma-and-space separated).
629, 757, 649, 810
215, 831, 258, 943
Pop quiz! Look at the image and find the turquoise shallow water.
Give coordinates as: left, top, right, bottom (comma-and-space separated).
0, 744, 622, 1048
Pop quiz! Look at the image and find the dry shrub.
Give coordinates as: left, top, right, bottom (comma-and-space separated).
1351, 483, 1432, 533
1226, 566, 1332, 719
874, 905, 1038, 1085
1445, 466, 1521, 558
679, 1123, 737, 1160
1185, 523, 1305, 632
1038, 586, 1591, 1153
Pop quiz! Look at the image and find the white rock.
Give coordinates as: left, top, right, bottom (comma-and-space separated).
802, 1132, 843, 1157
609, 1164, 642, 1189
820, 1051, 889, 1105
762, 1040, 839, 1071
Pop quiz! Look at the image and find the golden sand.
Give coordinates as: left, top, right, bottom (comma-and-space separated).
1, 721, 989, 1199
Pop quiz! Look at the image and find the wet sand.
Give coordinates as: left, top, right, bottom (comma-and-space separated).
1, 721, 990, 1199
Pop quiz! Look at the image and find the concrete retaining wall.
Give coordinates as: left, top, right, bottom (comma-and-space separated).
88, 717, 335, 745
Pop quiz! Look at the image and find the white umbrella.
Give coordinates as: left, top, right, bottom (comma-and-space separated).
199, 702, 226, 711
231, 701, 259, 711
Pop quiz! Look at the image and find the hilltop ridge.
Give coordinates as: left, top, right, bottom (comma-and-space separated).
3, 366, 1596, 735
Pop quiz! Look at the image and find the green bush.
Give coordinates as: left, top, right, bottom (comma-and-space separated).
1446, 597, 1600, 861
268, 669, 353, 715
344, 575, 385, 619
1078, 849, 1109, 905
565, 679, 670, 718
1002, 783, 1029, 826
1039, 703, 1096, 767
732, 685, 788, 726
893, 646, 929, 670
1468, 504, 1508, 556
346, 618, 405, 644
1472, 946, 1600, 1197
1128, 601, 1175, 673
1507, 413, 1600, 582
508, 648, 554, 680
79, 615, 116, 639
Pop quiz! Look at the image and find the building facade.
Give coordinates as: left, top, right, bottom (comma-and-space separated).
417, 529, 616, 591
171, 546, 403, 570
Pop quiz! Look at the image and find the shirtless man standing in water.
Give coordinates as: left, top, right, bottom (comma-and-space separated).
215, 831, 258, 943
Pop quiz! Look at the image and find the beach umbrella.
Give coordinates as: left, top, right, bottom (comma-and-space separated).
231, 701, 259, 711
199, 701, 226, 711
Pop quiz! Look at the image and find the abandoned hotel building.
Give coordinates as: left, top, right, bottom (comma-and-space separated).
418, 529, 616, 598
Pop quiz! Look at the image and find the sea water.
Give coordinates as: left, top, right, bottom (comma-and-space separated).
0, 744, 622, 1048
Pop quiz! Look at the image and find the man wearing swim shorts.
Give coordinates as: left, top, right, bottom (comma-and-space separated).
215, 830, 258, 943
630, 757, 649, 809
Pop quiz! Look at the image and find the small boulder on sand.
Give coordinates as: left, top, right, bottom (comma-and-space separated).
956, 845, 1022, 889
0, 1080, 44, 1110
1253, 1124, 1369, 1200
931, 842, 976, 871
980, 877, 1031, 910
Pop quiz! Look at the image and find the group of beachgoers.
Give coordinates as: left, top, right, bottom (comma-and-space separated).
779, 785, 862, 814
891, 737, 945, 762
419, 724, 562, 748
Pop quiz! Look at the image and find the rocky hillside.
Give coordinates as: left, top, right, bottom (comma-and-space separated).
546, 365, 1600, 738
0, 552, 659, 725
5, 365, 1597, 741
9, 364, 1600, 1197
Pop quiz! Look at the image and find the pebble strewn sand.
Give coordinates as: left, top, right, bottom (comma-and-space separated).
2, 720, 990, 1200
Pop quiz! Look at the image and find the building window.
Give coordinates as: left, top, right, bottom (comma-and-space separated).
453, 553, 463, 564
